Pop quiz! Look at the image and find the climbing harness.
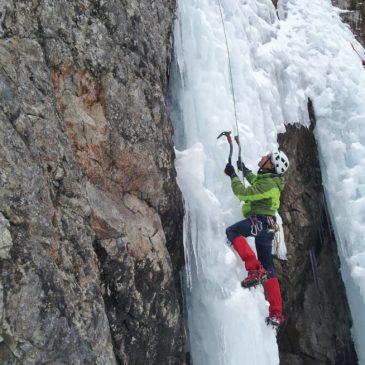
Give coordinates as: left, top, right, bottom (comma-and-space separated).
248, 215, 281, 238
249, 215, 282, 257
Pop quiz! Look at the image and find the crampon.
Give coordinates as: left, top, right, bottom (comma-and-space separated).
241, 266, 268, 288
265, 312, 285, 328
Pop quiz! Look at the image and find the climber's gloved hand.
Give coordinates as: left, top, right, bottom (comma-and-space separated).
236, 160, 244, 171
224, 163, 237, 178
236, 160, 251, 174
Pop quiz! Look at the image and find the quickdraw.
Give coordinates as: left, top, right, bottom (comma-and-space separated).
267, 216, 279, 234
249, 215, 263, 236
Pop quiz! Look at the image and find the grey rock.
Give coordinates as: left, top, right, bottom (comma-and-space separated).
0, 0, 185, 364
332, 1, 365, 48
277, 103, 357, 364
0, 76, 19, 122
0, 213, 12, 259
54, 166, 65, 181
0, 1, 13, 37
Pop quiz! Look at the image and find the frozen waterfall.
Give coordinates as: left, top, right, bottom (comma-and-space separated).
169, 0, 365, 363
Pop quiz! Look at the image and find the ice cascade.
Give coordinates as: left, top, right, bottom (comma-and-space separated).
169, 0, 365, 363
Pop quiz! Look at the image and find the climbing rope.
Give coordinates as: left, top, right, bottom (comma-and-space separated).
216, 0, 240, 137
351, 42, 363, 59
351, 42, 365, 66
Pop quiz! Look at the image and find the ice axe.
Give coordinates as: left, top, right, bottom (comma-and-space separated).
234, 135, 242, 171
217, 131, 233, 164
234, 135, 245, 184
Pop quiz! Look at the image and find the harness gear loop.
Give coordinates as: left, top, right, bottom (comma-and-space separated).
216, 0, 240, 138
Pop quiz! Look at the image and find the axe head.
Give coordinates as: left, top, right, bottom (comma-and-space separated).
217, 131, 232, 140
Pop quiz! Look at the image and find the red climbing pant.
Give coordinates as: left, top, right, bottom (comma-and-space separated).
264, 277, 283, 315
232, 236, 261, 271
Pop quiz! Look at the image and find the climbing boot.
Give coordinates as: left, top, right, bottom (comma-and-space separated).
264, 278, 284, 327
241, 265, 268, 288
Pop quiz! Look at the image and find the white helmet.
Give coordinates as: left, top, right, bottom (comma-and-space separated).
271, 150, 289, 174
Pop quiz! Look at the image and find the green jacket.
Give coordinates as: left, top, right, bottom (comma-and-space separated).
231, 171, 285, 217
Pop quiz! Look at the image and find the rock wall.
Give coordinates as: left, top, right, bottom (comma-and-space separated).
276, 102, 357, 364
332, 0, 365, 46
0, 1, 185, 364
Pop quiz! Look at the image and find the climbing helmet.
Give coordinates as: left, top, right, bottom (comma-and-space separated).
271, 150, 289, 174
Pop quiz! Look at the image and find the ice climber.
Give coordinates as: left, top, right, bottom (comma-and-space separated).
224, 151, 289, 327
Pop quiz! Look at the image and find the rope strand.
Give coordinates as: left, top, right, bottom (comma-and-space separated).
216, 0, 240, 137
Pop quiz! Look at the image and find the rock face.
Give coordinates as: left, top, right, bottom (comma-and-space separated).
276, 102, 357, 364
0, 1, 185, 364
332, 0, 365, 46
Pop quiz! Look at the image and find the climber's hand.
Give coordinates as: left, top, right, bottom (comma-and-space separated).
236, 160, 251, 174
224, 163, 236, 178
